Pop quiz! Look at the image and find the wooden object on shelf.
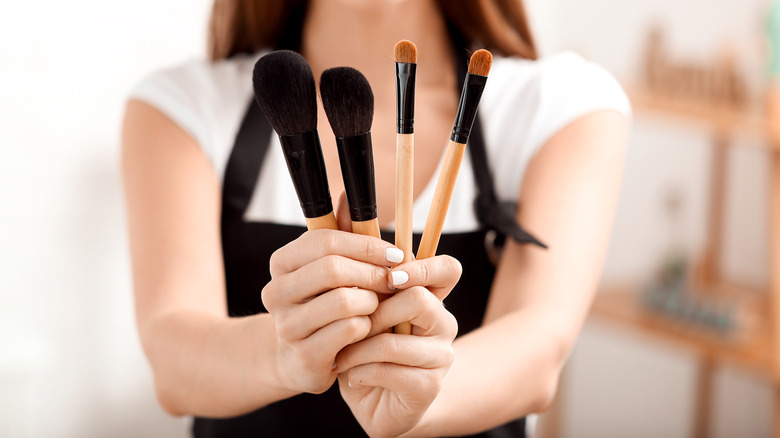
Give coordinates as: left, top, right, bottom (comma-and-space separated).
642, 25, 748, 111
586, 67, 780, 437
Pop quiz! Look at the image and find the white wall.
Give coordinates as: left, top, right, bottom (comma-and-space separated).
0, 1, 212, 436
0, 0, 774, 437
533, 0, 775, 437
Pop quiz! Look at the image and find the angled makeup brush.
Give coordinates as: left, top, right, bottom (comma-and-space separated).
252, 50, 337, 231
319, 67, 382, 239
417, 49, 493, 259
393, 40, 417, 335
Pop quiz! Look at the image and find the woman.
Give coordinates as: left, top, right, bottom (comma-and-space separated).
122, 0, 630, 436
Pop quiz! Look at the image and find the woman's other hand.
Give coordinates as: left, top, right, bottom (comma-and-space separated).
333, 255, 461, 438
262, 229, 405, 395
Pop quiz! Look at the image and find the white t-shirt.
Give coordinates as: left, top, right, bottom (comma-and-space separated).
130, 51, 631, 232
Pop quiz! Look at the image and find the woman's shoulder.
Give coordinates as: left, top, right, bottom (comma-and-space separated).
127, 54, 259, 177
480, 52, 631, 202
486, 51, 631, 119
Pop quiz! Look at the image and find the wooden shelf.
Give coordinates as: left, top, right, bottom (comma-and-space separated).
627, 87, 777, 145
590, 286, 777, 380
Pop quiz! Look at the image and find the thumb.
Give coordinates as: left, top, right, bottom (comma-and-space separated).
335, 191, 352, 233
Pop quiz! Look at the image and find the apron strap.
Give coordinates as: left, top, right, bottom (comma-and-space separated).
221, 98, 273, 224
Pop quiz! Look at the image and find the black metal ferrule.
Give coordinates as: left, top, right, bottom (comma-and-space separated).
278, 130, 333, 218
395, 62, 417, 134
450, 73, 488, 144
336, 131, 378, 222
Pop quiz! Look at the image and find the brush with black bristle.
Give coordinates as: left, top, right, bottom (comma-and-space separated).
319, 67, 382, 239
417, 49, 493, 259
252, 50, 337, 231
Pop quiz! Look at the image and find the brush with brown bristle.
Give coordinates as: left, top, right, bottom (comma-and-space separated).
319, 67, 382, 239
417, 49, 493, 259
393, 40, 418, 335
252, 50, 338, 230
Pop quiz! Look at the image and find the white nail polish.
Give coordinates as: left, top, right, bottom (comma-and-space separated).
391, 270, 409, 286
385, 248, 404, 264
348, 379, 352, 388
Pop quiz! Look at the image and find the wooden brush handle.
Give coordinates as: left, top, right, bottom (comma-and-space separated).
352, 218, 382, 238
394, 133, 415, 335
395, 133, 415, 262
305, 211, 338, 231
417, 139, 466, 260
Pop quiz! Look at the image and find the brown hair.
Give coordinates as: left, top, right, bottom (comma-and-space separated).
208, 0, 537, 61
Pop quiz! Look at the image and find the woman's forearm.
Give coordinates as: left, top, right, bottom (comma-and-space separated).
139, 310, 297, 417
406, 308, 570, 437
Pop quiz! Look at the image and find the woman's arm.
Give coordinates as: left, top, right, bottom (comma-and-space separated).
407, 109, 629, 436
122, 101, 405, 417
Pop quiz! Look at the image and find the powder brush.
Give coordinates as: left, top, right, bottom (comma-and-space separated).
252, 50, 337, 230
319, 67, 382, 239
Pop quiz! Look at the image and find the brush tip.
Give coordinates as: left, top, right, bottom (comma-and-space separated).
320, 67, 374, 138
394, 40, 417, 64
468, 49, 493, 76
252, 50, 318, 135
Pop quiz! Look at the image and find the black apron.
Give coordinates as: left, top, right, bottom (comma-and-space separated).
194, 53, 544, 438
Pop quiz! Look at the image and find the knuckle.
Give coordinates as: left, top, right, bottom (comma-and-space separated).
409, 286, 429, 306
418, 262, 432, 284
442, 344, 455, 366
317, 230, 339, 254
260, 282, 278, 311
443, 310, 459, 338
346, 316, 371, 343
294, 342, 318, 366
268, 248, 286, 277
362, 237, 374, 262
320, 255, 344, 283
333, 288, 355, 315
443, 255, 463, 279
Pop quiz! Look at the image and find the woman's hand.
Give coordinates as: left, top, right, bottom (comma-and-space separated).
334, 255, 462, 438
261, 229, 405, 395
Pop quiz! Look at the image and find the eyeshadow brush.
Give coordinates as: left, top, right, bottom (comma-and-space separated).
417, 49, 493, 259
393, 40, 418, 335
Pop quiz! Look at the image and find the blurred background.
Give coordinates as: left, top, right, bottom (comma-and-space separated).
1, 0, 778, 437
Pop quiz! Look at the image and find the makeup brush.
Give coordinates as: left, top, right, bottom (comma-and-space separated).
394, 40, 417, 262
252, 50, 338, 231
319, 67, 382, 239
393, 40, 418, 335
417, 49, 493, 259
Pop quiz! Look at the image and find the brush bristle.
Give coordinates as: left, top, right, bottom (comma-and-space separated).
319, 67, 374, 138
394, 40, 417, 64
468, 49, 493, 76
252, 50, 317, 136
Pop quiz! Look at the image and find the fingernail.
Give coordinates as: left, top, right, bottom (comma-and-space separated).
385, 248, 404, 264
332, 362, 338, 370
347, 379, 352, 388
391, 270, 409, 287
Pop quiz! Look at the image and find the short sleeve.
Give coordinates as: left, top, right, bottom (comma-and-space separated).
529, 52, 632, 156
127, 55, 257, 180
480, 52, 631, 203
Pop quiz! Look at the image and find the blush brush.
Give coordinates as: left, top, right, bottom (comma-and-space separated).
417, 49, 493, 259
252, 50, 338, 230
319, 67, 382, 239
